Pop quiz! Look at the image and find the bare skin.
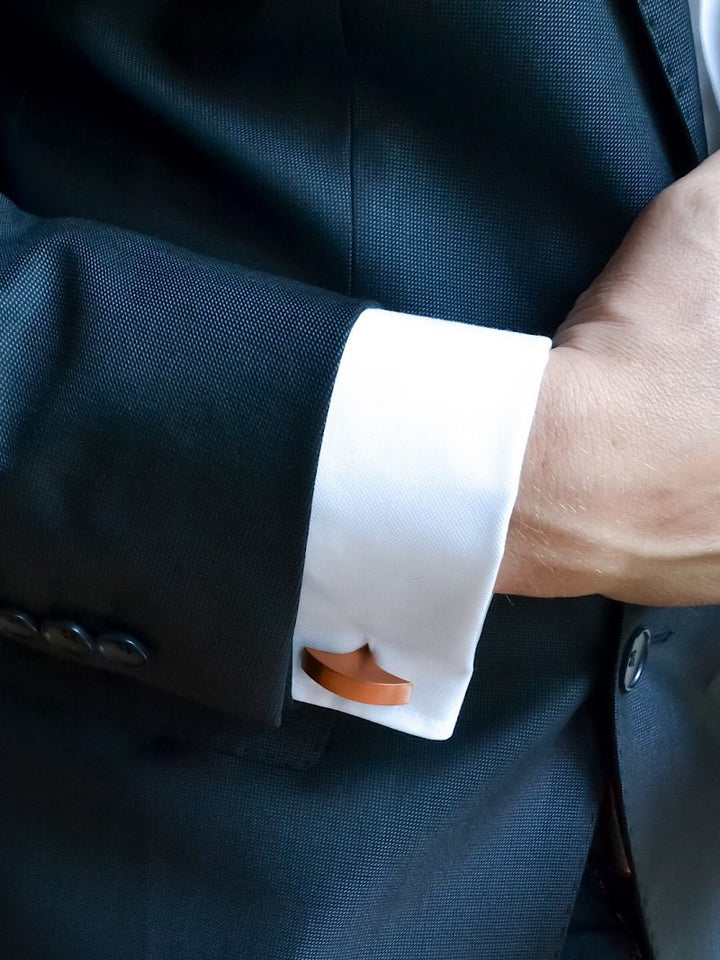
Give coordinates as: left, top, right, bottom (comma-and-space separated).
495, 151, 720, 607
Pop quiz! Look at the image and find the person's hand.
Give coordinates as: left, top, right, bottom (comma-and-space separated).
495, 152, 720, 606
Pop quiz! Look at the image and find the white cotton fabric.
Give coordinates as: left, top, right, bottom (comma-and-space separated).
291, 308, 551, 739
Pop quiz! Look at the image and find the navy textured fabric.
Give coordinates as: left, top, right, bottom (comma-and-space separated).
0, 1, 718, 958
559, 865, 638, 959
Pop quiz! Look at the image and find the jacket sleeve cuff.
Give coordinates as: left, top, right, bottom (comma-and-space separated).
291, 307, 552, 739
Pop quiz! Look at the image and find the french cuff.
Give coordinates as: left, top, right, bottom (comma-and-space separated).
291, 307, 552, 740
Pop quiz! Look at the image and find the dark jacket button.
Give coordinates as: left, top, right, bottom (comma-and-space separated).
96, 633, 148, 667
41, 620, 94, 656
0, 608, 39, 642
619, 627, 650, 692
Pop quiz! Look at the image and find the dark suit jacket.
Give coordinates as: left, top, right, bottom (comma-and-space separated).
0, 1, 718, 958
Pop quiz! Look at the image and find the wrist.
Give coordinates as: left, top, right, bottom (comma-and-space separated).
494, 345, 615, 598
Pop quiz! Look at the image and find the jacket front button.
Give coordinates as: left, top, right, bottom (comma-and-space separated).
619, 626, 650, 692
41, 620, 94, 656
0, 608, 39, 642
96, 633, 148, 667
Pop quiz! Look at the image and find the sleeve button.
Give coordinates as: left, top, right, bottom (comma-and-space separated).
96, 633, 148, 667
0, 608, 39, 642
41, 620, 94, 656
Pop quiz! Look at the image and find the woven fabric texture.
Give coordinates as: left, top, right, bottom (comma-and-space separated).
0, 1, 717, 958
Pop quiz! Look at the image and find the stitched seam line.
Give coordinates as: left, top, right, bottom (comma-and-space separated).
337, 0, 355, 297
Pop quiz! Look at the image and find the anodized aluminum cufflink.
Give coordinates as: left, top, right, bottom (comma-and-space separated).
301, 643, 412, 705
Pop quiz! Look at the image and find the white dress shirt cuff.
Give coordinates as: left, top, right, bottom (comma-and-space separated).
291, 307, 552, 739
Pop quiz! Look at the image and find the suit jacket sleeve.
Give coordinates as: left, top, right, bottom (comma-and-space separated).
0, 192, 375, 727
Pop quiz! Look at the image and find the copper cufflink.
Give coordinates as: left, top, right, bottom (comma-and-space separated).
301, 643, 412, 705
